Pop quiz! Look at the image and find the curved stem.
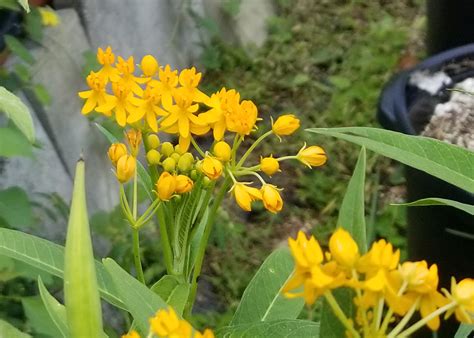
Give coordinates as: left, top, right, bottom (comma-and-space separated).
324, 291, 361, 338
386, 297, 420, 338
190, 136, 205, 158
379, 281, 408, 334
184, 177, 232, 318
236, 130, 272, 168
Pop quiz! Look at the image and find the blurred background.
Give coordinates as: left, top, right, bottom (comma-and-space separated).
0, 0, 454, 334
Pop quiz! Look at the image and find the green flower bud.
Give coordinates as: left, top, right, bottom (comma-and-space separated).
146, 134, 160, 149
161, 142, 174, 157
162, 157, 176, 172
146, 149, 161, 165
177, 152, 194, 172
174, 144, 185, 155
170, 152, 181, 162
190, 169, 198, 181
202, 176, 212, 188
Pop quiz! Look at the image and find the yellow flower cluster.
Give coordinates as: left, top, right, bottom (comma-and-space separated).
122, 307, 214, 338
80, 47, 328, 213
284, 229, 474, 337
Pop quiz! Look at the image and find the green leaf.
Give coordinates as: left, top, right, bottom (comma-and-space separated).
4, 35, 34, 65
455, 323, 474, 338
150, 275, 190, 316
0, 86, 35, 142
319, 288, 354, 338
38, 276, 69, 337
17, 0, 29, 12
0, 187, 33, 229
24, 7, 42, 42
216, 320, 320, 338
0, 319, 31, 338
64, 160, 103, 337
393, 197, 474, 216
103, 258, 168, 335
33, 84, 51, 106
22, 295, 63, 337
230, 247, 304, 325
0, 126, 33, 157
0, 227, 125, 310
306, 127, 474, 193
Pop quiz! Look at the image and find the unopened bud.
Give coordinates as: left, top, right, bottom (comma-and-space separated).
116, 155, 136, 183
170, 152, 181, 162
108, 143, 127, 166
155, 172, 176, 201
161, 142, 174, 157
146, 149, 161, 165
177, 153, 194, 172
213, 141, 232, 162
162, 157, 176, 172
201, 156, 223, 180
126, 129, 142, 156
260, 156, 279, 176
175, 175, 193, 194
146, 134, 160, 149
174, 144, 185, 155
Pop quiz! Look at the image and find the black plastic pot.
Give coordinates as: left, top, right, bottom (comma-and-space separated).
0, 10, 23, 52
378, 44, 474, 336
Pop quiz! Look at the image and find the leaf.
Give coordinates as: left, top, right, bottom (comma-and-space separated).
306, 127, 474, 193
393, 197, 474, 216
150, 275, 190, 315
230, 247, 304, 325
24, 7, 42, 42
0, 227, 125, 310
455, 323, 474, 338
319, 288, 354, 338
33, 84, 52, 106
0, 126, 33, 157
64, 160, 103, 337
103, 258, 168, 335
37, 277, 69, 337
0, 319, 31, 338
17, 0, 29, 12
0, 87, 35, 142
22, 295, 63, 337
0, 187, 33, 229
4, 35, 35, 65
216, 320, 320, 338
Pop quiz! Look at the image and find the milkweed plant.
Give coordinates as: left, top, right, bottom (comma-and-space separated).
0, 45, 472, 338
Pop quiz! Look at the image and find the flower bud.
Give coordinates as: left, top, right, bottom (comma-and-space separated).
260, 156, 279, 176
201, 157, 223, 180
177, 153, 194, 172
161, 142, 174, 157
213, 141, 231, 162
126, 129, 142, 156
450, 278, 474, 323
261, 184, 283, 213
174, 144, 185, 155
272, 114, 300, 136
170, 152, 181, 162
141, 55, 158, 77
108, 143, 127, 166
162, 157, 176, 172
190, 169, 198, 181
232, 183, 262, 211
175, 175, 194, 194
146, 134, 160, 149
329, 228, 359, 268
116, 155, 136, 183
297, 144, 327, 168
146, 149, 161, 165
156, 172, 176, 201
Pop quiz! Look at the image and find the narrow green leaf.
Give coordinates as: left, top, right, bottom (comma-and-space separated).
393, 197, 474, 216
38, 276, 69, 337
0, 126, 33, 157
0, 187, 33, 229
0, 319, 31, 338
216, 320, 320, 338
306, 127, 474, 193
0, 87, 35, 142
150, 275, 190, 315
17, 0, 29, 12
455, 323, 474, 338
64, 159, 103, 337
22, 296, 62, 337
103, 258, 168, 335
4, 35, 34, 64
24, 7, 42, 42
231, 247, 304, 325
33, 84, 51, 106
0, 227, 125, 309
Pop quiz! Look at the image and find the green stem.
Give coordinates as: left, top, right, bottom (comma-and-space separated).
231, 134, 243, 167
191, 136, 205, 157
184, 177, 231, 318
324, 291, 361, 338
396, 301, 456, 338
379, 281, 407, 334
236, 130, 272, 168
386, 297, 420, 338
157, 205, 174, 274
132, 228, 145, 284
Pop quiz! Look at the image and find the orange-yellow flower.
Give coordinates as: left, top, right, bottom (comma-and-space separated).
178, 67, 209, 103
201, 157, 223, 180
272, 114, 300, 136
297, 144, 327, 168
156, 172, 176, 201
96, 80, 139, 127
78, 71, 109, 115
232, 182, 262, 211
116, 155, 136, 183
201, 88, 240, 140
150, 64, 179, 108
213, 141, 232, 162
140, 55, 159, 77
127, 84, 166, 132
108, 143, 127, 166
115, 56, 146, 95
329, 228, 359, 268
260, 156, 280, 176
225, 99, 258, 136
97, 46, 118, 81
149, 307, 192, 338
261, 184, 283, 213
175, 175, 193, 194
125, 129, 142, 157
447, 278, 474, 323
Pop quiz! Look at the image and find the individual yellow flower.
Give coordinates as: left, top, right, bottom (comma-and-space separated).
260, 156, 280, 176
297, 144, 327, 168
140, 55, 159, 77
261, 184, 283, 213
151, 65, 179, 108
156, 172, 177, 201
78, 71, 109, 115
175, 175, 194, 194
108, 143, 127, 166
127, 84, 166, 132
328, 228, 359, 268
231, 182, 262, 211
121, 330, 140, 338
39, 7, 60, 26
225, 99, 258, 136
178, 67, 209, 103
97, 46, 119, 81
96, 80, 139, 127
126, 129, 142, 157
116, 155, 136, 183
194, 328, 215, 338
201, 157, 223, 180
272, 114, 300, 136
446, 278, 474, 323
115, 56, 146, 95
160, 90, 209, 151
201, 88, 240, 140
213, 141, 232, 162
149, 307, 192, 338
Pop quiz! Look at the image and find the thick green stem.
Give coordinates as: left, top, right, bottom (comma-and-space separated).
184, 177, 231, 318
157, 205, 174, 274
132, 228, 145, 284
